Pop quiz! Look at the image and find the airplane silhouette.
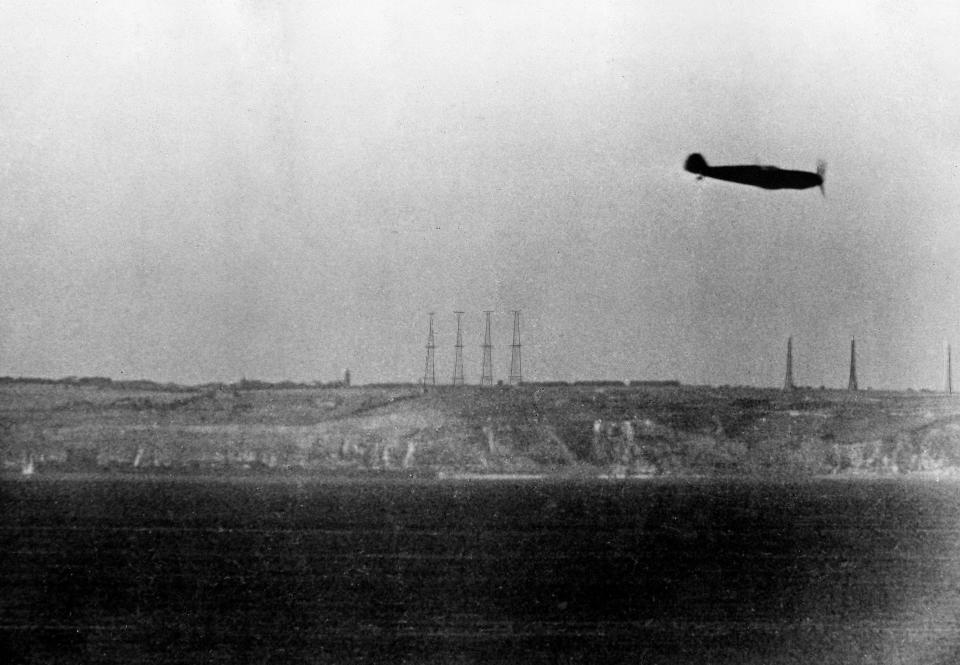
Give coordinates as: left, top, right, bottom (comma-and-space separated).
685, 153, 825, 196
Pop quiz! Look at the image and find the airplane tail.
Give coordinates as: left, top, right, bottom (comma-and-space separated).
684, 153, 708, 175
816, 160, 826, 197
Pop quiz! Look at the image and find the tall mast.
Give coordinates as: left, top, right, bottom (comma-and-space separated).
783, 336, 794, 391
847, 338, 858, 391
509, 310, 522, 385
480, 311, 493, 386
452, 311, 465, 386
423, 312, 436, 386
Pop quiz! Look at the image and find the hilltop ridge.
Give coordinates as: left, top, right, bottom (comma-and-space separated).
3, 381, 960, 478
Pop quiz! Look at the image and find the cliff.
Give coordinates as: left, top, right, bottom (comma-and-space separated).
3, 382, 960, 478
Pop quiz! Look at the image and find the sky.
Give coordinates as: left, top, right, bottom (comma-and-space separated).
2, 0, 960, 389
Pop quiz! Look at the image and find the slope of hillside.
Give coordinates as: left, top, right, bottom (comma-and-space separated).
3, 382, 960, 477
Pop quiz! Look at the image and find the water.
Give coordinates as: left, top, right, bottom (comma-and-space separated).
2, 476, 960, 664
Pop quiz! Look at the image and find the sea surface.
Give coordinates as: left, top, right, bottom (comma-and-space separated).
2, 475, 960, 664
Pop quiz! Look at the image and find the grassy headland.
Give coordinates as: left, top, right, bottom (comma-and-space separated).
3, 379, 960, 478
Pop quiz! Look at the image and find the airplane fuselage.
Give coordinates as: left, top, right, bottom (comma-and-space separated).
684, 153, 825, 193
700, 164, 822, 190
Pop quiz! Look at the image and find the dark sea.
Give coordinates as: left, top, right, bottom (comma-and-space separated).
2, 476, 960, 664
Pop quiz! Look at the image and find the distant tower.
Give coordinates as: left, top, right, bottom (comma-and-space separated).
783, 337, 795, 391
424, 313, 436, 386
480, 311, 494, 386
509, 310, 522, 385
946, 343, 953, 395
847, 338, 858, 391
344, 369, 351, 387
452, 311, 465, 386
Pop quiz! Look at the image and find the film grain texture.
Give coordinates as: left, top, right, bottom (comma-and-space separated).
3, 477, 960, 664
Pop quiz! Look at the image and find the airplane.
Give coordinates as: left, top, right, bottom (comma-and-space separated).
685, 153, 826, 195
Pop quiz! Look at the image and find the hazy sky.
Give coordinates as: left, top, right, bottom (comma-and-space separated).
2, 0, 960, 388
